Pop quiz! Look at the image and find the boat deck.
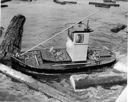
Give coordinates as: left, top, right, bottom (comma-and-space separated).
19, 48, 71, 67
16, 48, 115, 70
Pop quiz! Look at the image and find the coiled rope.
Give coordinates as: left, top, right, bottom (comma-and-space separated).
21, 10, 100, 55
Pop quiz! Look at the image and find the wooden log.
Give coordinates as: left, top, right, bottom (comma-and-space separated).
89, 2, 120, 7
0, 64, 76, 102
111, 24, 127, 33
1, 0, 11, 3
1, 4, 8, 8
103, 0, 116, 3
0, 14, 26, 63
53, 0, 66, 5
70, 71, 127, 91
53, 0, 77, 5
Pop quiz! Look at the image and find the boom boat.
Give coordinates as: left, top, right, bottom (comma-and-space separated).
11, 22, 116, 76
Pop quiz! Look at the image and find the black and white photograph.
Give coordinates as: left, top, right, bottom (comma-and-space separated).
0, 0, 127, 102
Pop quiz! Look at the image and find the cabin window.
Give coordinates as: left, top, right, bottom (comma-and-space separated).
74, 34, 84, 44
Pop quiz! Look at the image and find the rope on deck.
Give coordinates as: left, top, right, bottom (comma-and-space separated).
21, 10, 101, 56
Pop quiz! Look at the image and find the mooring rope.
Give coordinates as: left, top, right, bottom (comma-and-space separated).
21, 10, 100, 55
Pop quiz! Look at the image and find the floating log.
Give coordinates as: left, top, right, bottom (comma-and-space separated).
53, 0, 65, 5
0, 64, 126, 102
53, 0, 77, 5
103, 0, 116, 3
1, 4, 8, 8
63, 0, 77, 4
95, 4, 110, 8
0, 64, 76, 102
53, 0, 66, 5
1, 0, 11, 3
111, 24, 127, 33
89, 2, 120, 7
70, 71, 127, 91
0, 14, 26, 63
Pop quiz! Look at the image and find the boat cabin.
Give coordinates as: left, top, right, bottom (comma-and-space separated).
66, 30, 92, 62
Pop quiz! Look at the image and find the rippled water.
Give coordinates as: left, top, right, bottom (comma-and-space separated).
0, 0, 127, 102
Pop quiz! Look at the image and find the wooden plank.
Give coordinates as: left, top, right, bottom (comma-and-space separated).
0, 64, 77, 102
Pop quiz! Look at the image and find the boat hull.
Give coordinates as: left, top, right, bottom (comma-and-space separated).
11, 55, 116, 76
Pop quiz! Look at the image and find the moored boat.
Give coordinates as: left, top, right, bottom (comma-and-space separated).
11, 21, 116, 76
11, 49, 116, 76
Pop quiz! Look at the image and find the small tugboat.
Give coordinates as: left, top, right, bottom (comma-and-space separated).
11, 21, 116, 76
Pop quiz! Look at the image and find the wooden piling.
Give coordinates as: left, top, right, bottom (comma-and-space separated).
0, 14, 26, 63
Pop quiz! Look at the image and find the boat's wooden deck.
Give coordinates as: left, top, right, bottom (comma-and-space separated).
41, 49, 71, 62
21, 49, 72, 67
18, 48, 115, 69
